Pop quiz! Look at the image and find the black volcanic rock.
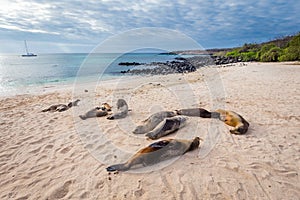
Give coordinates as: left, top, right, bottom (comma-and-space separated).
118, 62, 145, 66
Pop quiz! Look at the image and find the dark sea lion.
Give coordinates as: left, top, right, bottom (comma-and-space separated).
146, 116, 187, 140
133, 111, 177, 134
107, 99, 128, 120
42, 104, 65, 112
213, 109, 249, 134
175, 108, 212, 118
106, 137, 201, 172
42, 104, 69, 112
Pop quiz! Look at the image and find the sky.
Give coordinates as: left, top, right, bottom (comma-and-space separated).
0, 0, 299, 54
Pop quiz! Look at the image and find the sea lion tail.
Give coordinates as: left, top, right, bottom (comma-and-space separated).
145, 132, 157, 140
106, 163, 129, 172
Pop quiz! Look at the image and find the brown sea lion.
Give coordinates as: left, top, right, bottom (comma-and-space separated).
146, 116, 187, 140
213, 109, 249, 134
133, 111, 177, 134
106, 137, 201, 172
107, 99, 128, 120
175, 108, 212, 118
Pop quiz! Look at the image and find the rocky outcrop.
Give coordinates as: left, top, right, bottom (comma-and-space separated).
118, 55, 244, 75
211, 56, 242, 65
120, 60, 197, 75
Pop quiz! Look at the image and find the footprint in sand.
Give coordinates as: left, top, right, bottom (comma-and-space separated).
46, 180, 73, 200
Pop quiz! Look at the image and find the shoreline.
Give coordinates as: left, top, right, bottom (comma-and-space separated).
0, 61, 257, 98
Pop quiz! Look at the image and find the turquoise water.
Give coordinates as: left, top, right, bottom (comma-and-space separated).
0, 53, 180, 95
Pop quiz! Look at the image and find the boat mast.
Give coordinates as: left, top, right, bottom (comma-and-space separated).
24, 40, 29, 55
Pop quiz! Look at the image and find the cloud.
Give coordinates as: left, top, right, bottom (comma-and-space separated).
0, 0, 299, 53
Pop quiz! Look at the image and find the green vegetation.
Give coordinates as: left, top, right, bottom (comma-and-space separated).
224, 32, 300, 62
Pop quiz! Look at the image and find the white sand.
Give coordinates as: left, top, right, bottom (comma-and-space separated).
0, 62, 299, 199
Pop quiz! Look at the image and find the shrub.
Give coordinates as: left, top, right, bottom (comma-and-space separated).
278, 33, 300, 61
226, 49, 240, 57
260, 47, 282, 62
223, 33, 300, 62
256, 43, 276, 61
240, 51, 257, 61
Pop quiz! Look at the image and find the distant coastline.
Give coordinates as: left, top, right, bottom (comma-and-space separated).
170, 32, 300, 62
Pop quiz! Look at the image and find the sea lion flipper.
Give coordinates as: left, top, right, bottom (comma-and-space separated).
145, 131, 158, 140
107, 116, 114, 120
106, 163, 128, 172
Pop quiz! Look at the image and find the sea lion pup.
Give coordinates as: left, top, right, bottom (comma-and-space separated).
213, 109, 250, 134
107, 99, 128, 120
106, 137, 201, 172
146, 116, 187, 140
175, 108, 212, 118
133, 111, 177, 134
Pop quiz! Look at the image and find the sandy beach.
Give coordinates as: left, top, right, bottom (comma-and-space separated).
0, 62, 299, 199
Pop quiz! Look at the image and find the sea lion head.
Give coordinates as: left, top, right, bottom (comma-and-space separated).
176, 115, 187, 122
117, 99, 127, 109
188, 137, 201, 151
101, 103, 112, 111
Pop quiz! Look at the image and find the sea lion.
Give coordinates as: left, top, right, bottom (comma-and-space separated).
213, 109, 249, 134
175, 108, 212, 118
42, 104, 66, 112
133, 111, 177, 134
42, 99, 80, 112
107, 99, 128, 120
79, 107, 108, 120
146, 116, 187, 140
106, 137, 201, 172
79, 102, 112, 120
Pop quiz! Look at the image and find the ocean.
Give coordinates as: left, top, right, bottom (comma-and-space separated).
0, 53, 184, 96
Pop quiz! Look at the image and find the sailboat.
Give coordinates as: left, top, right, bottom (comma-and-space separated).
21, 40, 37, 57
